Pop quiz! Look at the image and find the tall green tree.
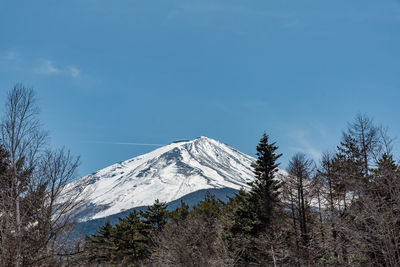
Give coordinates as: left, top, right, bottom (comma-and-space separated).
229, 134, 284, 266
192, 192, 223, 221
111, 210, 151, 265
250, 133, 283, 229
140, 199, 169, 233
84, 221, 115, 265
168, 200, 189, 225
233, 133, 283, 236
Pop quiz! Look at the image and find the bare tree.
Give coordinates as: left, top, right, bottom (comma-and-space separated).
0, 84, 86, 266
149, 215, 234, 267
285, 153, 314, 264
344, 153, 400, 267
344, 113, 381, 177
378, 126, 395, 157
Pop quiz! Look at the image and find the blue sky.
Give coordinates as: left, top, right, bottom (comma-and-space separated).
1, 0, 399, 177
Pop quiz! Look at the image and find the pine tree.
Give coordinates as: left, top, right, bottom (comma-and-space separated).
336, 134, 365, 191
140, 199, 169, 233
169, 200, 189, 225
371, 153, 399, 205
192, 192, 223, 222
233, 133, 282, 235
229, 134, 284, 266
84, 221, 115, 264
112, 210, 151, 264
83, 210, 153, 266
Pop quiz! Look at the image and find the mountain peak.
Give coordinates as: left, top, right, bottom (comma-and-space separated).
196, 135, 211, 140
69, 137, 256, 221
170, 136, 216, 144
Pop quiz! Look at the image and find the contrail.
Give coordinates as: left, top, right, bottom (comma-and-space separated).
85, 141, 166, 147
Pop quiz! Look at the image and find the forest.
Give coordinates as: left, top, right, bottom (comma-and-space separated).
78, 119, 399, 267
1, 85, 399, 266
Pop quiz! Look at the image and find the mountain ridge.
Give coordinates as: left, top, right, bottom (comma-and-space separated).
66, 136, 256, 222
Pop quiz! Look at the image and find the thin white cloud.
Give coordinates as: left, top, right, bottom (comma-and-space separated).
289, 130, 322, 160
34, 59, 61, 75
34, 59, 81, 78
0, 50, 23, 72
290, 146, 321, 160
4, 51, 19, 60
67, 66, 80, 77
1, 50, 83, 80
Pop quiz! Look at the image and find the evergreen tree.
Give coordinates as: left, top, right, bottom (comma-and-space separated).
233, 133, 282, 236
112, 210, 151, 264
336, 134, 365, 191
169, 200, 189, 225
84, 221, 115, 265
370, 153, 399, 205
192, 191, 223, 220
83, 210, 154, 266
140, 199, 169, 233
250, 133, 282, 229
229, 134, 283, 266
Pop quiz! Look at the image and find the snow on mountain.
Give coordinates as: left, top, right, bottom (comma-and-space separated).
67, 136, 258, 222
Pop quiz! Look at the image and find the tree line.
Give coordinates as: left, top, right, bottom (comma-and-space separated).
77, 114, 400, 266
1, 85, 400, 266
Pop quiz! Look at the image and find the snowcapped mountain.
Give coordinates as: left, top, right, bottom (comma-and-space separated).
68, 136, 257, 222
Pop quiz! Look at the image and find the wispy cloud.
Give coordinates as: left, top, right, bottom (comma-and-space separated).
34, 59, 81, 78
0, 50, 23, 72
4, 51, 19, 60
289, 130, 322, 161
34, 59, 61, 75
67, 66, 80, 78
1, 50, 82, 80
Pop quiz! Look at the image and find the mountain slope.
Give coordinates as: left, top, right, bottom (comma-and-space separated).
67, 136, 256, 221
73, 188, 238, 238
